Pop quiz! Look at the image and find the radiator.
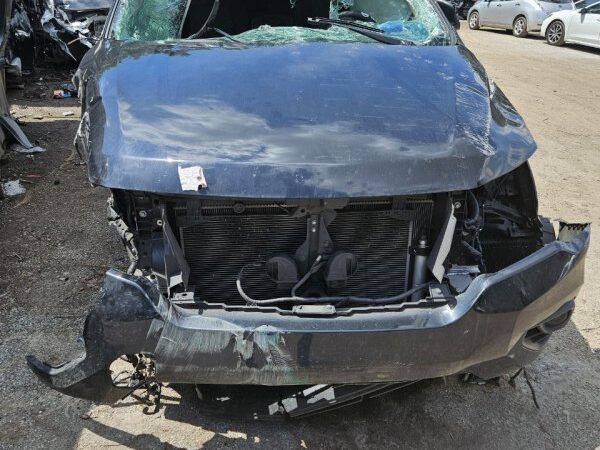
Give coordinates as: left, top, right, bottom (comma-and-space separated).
180, 198, 433, 305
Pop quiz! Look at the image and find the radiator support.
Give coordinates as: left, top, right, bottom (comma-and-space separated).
177, 198, 433, 306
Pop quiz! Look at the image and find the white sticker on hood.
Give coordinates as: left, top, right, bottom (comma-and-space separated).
178, 165, 208, 191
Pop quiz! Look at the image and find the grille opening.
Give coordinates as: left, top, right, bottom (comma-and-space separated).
182, 214, 307, 304
179, 197, 433, 306
324, 211, 412, 298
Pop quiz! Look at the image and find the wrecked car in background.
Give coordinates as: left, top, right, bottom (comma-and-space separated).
27, 0, 589, 416
6, 0, 114, 77
1, 0, 13, 159
1, 0, 35, 159
41, 0, 114, 60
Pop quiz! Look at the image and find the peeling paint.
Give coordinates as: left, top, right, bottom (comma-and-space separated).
155, 309, 297, 384
559, 254, 576, 280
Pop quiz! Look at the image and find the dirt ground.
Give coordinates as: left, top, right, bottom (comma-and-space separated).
0, 27, 599, 449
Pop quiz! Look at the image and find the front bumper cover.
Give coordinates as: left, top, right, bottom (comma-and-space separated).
27, 223, 590, 403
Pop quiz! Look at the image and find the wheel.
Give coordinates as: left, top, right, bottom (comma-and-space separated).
545, 20, 565, 46
513, 16, 528, 37
468, 11, 480, 30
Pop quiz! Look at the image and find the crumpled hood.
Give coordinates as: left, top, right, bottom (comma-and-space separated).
82, 40, 536, 198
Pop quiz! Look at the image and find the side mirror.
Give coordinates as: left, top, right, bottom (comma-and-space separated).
437, 0, 461, 28
579, 7, 587, 13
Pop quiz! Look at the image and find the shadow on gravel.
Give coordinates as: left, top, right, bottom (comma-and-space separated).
560, 43, 600, 55
473, 28, 544, 40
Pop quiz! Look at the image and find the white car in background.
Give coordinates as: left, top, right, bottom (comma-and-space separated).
542, 1, 600, 48
468, 0, 575, 37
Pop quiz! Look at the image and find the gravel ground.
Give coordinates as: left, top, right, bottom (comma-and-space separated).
0, 27, 599, 449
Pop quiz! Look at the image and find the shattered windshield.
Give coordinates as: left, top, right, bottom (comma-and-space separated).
110, 0, 450, 45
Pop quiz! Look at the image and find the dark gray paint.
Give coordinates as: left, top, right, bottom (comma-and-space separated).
75, 39, 537, 198
26, 224, 590, 401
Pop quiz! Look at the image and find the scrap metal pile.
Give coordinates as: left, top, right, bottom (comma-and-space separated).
1, 0, 32, 159
6, 0, 114, 82
2, 0, 112, 158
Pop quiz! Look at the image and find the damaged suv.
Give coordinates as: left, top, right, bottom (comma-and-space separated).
27, 0, 589, 413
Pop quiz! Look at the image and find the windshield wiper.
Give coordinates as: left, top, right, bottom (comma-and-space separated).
210, 27, 245, 43
187, 0, 220, 40
307, 17, 415, 46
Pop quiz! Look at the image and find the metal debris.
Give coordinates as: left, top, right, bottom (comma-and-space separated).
6, 0, 115, 72
268, 382, 419, 418
10, 142, 46, 153
2, 0, 36, 157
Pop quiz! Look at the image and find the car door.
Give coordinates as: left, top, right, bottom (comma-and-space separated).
568, 2, 600, 45
498, 0, 519, 27
477, 0, 492, 24
481, 0, 506, 25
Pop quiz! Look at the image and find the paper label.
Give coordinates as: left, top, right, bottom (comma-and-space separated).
178, 165, 208, 191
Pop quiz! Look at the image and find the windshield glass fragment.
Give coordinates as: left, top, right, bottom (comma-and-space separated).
111, 0, 449, 45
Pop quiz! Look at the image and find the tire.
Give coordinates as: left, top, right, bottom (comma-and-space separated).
545, 20, 565, 46
468, 11, 480, 30
512, 16, 528, 37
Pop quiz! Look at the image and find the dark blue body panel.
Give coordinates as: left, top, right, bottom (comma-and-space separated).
78, 39, 536, 198
26, 225, 590, 401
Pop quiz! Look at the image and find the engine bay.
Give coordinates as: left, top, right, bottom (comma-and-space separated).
109, 163, 549, 316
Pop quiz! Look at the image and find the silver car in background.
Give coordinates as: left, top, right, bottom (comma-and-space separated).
468, 0, 575, 36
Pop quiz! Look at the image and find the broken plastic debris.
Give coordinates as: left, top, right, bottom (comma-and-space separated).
59, 82, 78, 96
62, 111, 75, 116
2, 180, 26, 197
306, 386, 335, 404
268, 402, 282, 416
379, 20, 404, 34
53, 89, 72, 99
10, 143, 46, 154
178, 165, 208, 191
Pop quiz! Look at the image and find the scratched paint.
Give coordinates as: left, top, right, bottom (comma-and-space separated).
239, 325, 294, 367
154, 310, 297, 384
